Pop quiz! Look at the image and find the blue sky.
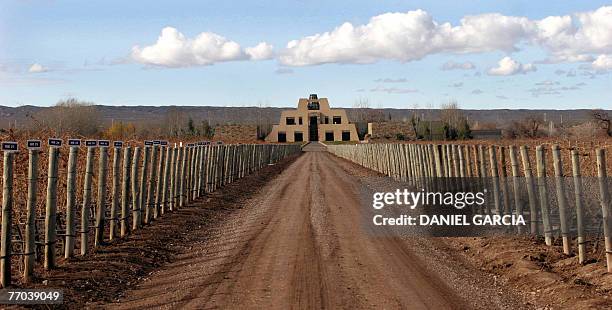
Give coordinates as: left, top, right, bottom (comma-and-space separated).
0, 0, 610, 109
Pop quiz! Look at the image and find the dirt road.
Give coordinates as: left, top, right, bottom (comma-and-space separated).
109, 143, 526, 309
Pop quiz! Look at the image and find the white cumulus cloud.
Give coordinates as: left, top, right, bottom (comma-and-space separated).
488, 57, 536, 76
131, 27, 273, 67
279, 6, 612, 67
279, 10, 532, 66
535, 6, 612, 63
28, 63, 49, 73
592, 54, 612, 70
245, 42, 274, 60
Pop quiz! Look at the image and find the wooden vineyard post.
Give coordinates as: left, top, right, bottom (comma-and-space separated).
65, 145, 79, 257
209, 146, 215, 192
499, 146, 511, 216
427, 145, 435, 186
472, 145, 480, 180
180, 146, 187, 208
418, 145, 426, 189
489, 145, 502, 215
24, 149, 38, 282
433, 144, 443, 177
169, 147, 178, 212
94, 146, 108, 247
156, 146, 167, 218
478, 145, 488, 213
45, 146, 60, 269
458, 145, 466, 193
197, 146, 205, 196
571, 149, 586, 263
220, 146, 227, 186
192, 146, 200, 200
188, 146, 195, 202
451, 145, 460, 181
188, 146, 195, 200
175, 146, 182, 209
131, 147, 141, 230
551, 144, 571, 254
161, 146, 171, 215
109, 146, 121, 240
536, 145, 553, 246
465, 145, 473, 178
1, 151, 14, 287
596, 148, 611, 272
81, 146, 95, 255
145, 145, 158, 224
520, 146, 539, 235
139, 146, 150, 226
205, 146, 211, 193
120, 147, 132, 237
439, 145, 447, 190
508, 146, 524, 233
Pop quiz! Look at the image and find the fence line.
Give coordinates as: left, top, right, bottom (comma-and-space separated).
328, 142, 612, 273
0, 142, 300, 287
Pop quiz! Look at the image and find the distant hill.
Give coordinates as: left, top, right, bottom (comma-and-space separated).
0, 105, 606, 129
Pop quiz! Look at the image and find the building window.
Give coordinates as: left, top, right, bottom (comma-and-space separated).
342, 131, 351, 141
278, 132, 287, 142
309, 94, 318, 100
325, 131, 334, 141
333, 116, 342, 124
294, 132, 303, 142
298, 117, 303, 125
286, 117, 295, 125
308, 101, 319, 110
324, 116, 329, 124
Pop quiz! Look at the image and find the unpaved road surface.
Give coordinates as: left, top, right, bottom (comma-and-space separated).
109, 144, 527, 309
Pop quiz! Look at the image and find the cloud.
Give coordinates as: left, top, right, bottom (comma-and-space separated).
28, 63, 49, 73
279, 6, 612, 66
535, 6, 612, 63
369, 86, 418, 94
535, 80, 559, 86
554, 69, 576, 76
374, 78, 407, 83
274, 67, 294, 74
442, 61, 475, 70
450, 82, 463, 88
471, 89, 484, 94
496, 95, 509, 100
245, 42, 274, 60
488, 56, 536, 76
131, 27, 273, 67
279, 10, 533, 66
591, 54, 612, 70
527, 81, 581, 97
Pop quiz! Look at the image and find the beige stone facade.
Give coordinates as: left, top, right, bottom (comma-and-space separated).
266, 94, 359, 143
